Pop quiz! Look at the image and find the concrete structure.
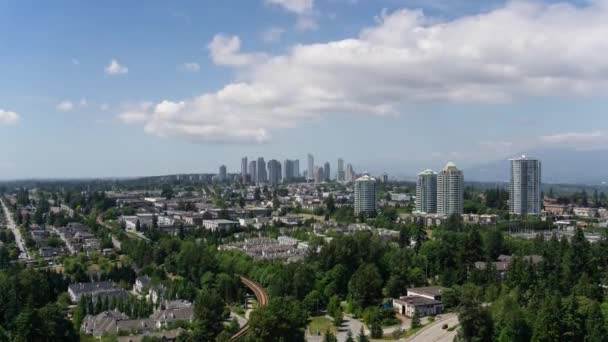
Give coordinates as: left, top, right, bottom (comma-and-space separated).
437, 162, 464, 215
346, 164, 355, 182
257, 157, 267, 183
416, 169, 437, 213
337, 158, 345, 182
68, 281, 128, 303
323, 162, 330, 181
218, 165, 227, 182
307, 153, 314, 181
248, 160, 257, 184
393, 287, 445, 318
283, 159, 297, 182
267, 159, 282, 184
510, 155, 542, 215
202, 219, 239, 232
241, 157, 248, 179
354, 175, 376, 216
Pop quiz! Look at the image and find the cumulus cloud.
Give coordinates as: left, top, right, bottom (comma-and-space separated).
265, 0, 314, 14
0, 109, 19, 125
265, 0, 317, 31
105, 59, 128, 75
177, 62, 201, 72
261, 27, 286, 43
208, 35, 267, 66
540, 131, 608, 149
121, 1, 608, 143
56, 101, 75, 112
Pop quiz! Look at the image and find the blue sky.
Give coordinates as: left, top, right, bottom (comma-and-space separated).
1, 0, 608, 180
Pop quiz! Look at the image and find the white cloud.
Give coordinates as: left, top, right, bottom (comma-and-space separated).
121, 2, 608, 143
0, 109, 19, 125
105, 59, 128, 75
265, 0, 317, 31
100, 103, 110, 111
177, 62, 201, 72
540, 131, 608, 149
208, 34, 267, 66
56, 100, 75, 112
265, 0, 314, 14
261, 27, 286, 43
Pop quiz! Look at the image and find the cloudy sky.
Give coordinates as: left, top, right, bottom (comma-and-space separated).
1, 0, 608, 180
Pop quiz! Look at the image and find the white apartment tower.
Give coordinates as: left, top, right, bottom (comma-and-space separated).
337, 158, 345, 181
437, 162, 464, 215
509, 155, 542, 215
416, 169, 437, 213
307, 154, 314, 181
354, 174, 377, 216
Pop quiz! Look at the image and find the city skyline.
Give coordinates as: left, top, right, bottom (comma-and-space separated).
1, 1, 608, 181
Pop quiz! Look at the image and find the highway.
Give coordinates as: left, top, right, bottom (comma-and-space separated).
0, 197, 29, 259
406, 313, 459, 342
230, 276, 269, 341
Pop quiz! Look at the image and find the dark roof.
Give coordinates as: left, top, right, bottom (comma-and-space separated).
394, 296, 443, 307
407, 286, 446, 298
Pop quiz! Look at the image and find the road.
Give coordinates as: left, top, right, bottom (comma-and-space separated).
0, 197, 29, 259
230, 276, 269, 341
406, 313, 459, 342
49, 226, 76, 254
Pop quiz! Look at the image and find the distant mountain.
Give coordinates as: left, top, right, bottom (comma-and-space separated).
465, 148, 608, 185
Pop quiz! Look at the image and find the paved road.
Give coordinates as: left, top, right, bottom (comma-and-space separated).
49, 226, 76, 254
1, 198, 29, 259
406, 314, 459, 342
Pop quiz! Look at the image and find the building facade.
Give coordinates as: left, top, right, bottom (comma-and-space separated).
437, 162, 464, 215
416, 169, 437, 213
307, 153, 314, 181
241, 157, 248, 178
354, 175, 377, 216
337, 158, 345, 182
267, 159, 282, 184
257, 157, 267, 183
323, 161, 330, 181
248, 160, 257, 184
509, 156, 542, 215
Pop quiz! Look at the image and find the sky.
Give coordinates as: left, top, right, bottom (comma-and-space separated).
1, 0, 608, 181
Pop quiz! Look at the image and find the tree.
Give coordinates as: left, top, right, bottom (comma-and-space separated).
411, 312, 421, 329
323, 329, 338, 342
370, 320, 383, 338
531, 296, 562, 342
345, 330, 355, 342
399, 225, 410, 248
247, 297, 308, 342
192, 289, 227, 341
457, 285, 493, 342
348, 263, 383, 308
585, 302, 607, 342
357, 326, 369, 342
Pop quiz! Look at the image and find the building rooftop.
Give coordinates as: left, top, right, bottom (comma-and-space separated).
394, 296, 443, 307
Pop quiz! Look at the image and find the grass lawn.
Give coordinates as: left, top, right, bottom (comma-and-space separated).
308, 316, 336, 336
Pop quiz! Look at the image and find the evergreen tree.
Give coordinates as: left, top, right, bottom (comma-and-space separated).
345, 330, 355, 342
585, 302, 607, 342
357, 326, 369, 342
370, 320, 383, 338
323, 329, 337, 342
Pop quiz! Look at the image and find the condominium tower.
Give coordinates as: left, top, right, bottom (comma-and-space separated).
354, 174, 377, 216
437, 162, 464, 215
307, 154, 314, 181
509, 155, 542, 215
416, 169, 437, 213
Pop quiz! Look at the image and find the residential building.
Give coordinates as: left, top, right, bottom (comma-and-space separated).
346, 164, 355, 182
267, 159, 282, 184
337, 158, 345, 181
257, 157, 267, 183
313, 166, 323, 183
294, 159, 300, 177
218, 165, 227, 182
323, 161, 330, 181
509, 155, 542, 215
248, 160, 257, 183
437, 162, 464, 215
241, 157, 248, 179
392, 287, 446, 318
68, 281, 128, 303
202, 219, 239, 232
283, 159, 295, 182
354, 174, 377, 216
307, 153, 314, 181
416, 169, 437, 213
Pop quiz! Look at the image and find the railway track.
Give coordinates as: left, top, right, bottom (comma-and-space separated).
230, 276, 269, 341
